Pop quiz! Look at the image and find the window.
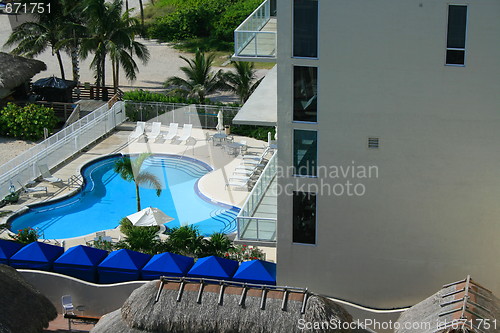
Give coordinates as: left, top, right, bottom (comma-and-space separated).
446, 5, 467, 65
293, 0, 318, 58
293, 130, 317, 176
293, 191, 317, 244
294, 66, 317, 122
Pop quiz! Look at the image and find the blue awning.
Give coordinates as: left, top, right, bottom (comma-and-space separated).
97, 249, 151, 284
142, 252, 194, 280
187, 256, 239, 280
9, 242, 64, 271
232, 260, 276, 285
53, 245, 108, 282
0, 239, 24, 265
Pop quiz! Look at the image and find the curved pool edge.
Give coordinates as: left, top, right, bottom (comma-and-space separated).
8, 153, 240, 239
5, 153, 124, 235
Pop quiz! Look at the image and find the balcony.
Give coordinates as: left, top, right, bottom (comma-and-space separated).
236, 153, 277, 244
233, 0, 277, 62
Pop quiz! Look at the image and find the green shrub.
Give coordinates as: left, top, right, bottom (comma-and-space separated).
3, 192, 19, 204
146, 0, 261, 46
213, 0, 262, 41
0, 103, 58, 140
226, 244, 265, 262
231, 125, 275, 141
10, 227, 39, 244
115, 218, 161, 255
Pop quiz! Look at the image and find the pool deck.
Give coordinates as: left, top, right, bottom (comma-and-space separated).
0, 124, 276, 261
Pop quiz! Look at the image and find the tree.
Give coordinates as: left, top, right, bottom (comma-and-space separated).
223, 61, 263, 103
115, 218, 161, 254
113, 153, 162, 212
4, 2, 68, 79
80, 0, 149, 93
164, 49, 226, 103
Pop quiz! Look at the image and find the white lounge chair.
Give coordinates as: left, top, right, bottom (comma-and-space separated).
17, 181, 48, 196
129, 121, 146, 141
225, 178, 254, 189
163, 123, 179, 141
38, 164, 63, 183
243, 147, 270, 160
147, 122, 162, 142
178, 124, 193, 143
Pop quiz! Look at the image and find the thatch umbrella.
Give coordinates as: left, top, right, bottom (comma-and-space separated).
0, 264, 57, 333
0, 52, 47, 91
92, 278, 356, 333
395, 276, 500, 333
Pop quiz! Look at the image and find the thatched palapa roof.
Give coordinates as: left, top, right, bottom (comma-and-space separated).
0, 264, 57, 333
396, 276, 500, 333
92, 277, 357, 333
0, 52, 46, 90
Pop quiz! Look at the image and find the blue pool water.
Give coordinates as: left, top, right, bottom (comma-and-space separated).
10, 154, 238, 239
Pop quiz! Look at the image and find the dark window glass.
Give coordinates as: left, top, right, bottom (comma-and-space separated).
446, 5, 467, 65
293, 191, 316, 244
446, 50, 465, 65
293, 0, 318, 58
293, 130, 317, 176
294, 66, 317, 122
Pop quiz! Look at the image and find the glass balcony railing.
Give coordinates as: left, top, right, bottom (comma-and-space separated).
233, 0, 277, 60
237, 153, 277, 242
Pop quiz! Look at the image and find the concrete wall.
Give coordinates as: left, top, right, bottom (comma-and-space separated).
20, 270, 147, 316
276, 0, 500, 309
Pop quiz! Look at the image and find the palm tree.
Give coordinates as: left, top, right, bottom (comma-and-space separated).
113, 153, 162, 212
80, 0, 149, 94
164, 49, 226, 103
4, 3, 68, 79
223, 61, 263, 104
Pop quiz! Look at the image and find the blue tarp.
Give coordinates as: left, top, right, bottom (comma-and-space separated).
232, 260, 277, 285
142, 252, 194, 280
97, 249, 151, 284
0, 239, 24, 265
9, 242, 64, 271
53, 245, 108, 283
187, 256, 239, 280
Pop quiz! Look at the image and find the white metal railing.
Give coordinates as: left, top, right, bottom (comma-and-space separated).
124, 101, 240, 129
0, 101, 126, 199
237, 152, 277, 241
234, 0, 276, 58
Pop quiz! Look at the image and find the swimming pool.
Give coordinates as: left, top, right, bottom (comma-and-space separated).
9, 154, 238, 239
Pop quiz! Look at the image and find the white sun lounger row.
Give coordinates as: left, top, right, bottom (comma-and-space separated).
128, 122, 192, 143
225, 148, 273, 189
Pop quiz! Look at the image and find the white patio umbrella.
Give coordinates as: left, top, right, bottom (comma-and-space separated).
126, 207, 174, 227
216, 110, 224, 132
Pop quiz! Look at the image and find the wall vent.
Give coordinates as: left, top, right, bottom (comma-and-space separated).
368, 137, 380, 149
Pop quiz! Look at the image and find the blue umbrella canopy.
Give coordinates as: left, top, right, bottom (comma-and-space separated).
0, 239, 24, 265
97, 249, 151, 284
187, 256, 239, 280
53, 245, 108, 282
232, 260, 277, 285
142, 252, 194, 280
9, 242, 64, 271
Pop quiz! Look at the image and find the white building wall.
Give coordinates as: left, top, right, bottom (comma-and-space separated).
277, 0, 500, 308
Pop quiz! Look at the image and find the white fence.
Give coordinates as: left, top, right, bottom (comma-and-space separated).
124, 101, 240, 129
0, 101, 126, 199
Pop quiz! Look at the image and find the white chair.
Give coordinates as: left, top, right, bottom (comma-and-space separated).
147, 122, 162, 142
163, 123, 179, 141
129, 121, 146, 141
243, 146, 270, 160
17, 181, 48, 196
61, 295, 74, 314
38, 164, 63, 183
178, 124, 193, 143
239, 140, 248, 154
